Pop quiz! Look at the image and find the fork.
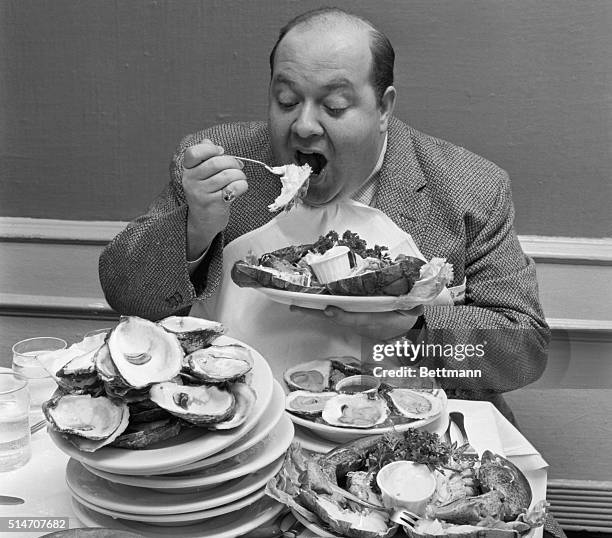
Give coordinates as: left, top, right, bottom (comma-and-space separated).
389, 507, 419, 531
228, 156, 283, 175
330, 484, 420, 532
30, 419, 46, 435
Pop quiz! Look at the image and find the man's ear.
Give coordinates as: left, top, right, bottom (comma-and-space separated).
379, 86, 396, 132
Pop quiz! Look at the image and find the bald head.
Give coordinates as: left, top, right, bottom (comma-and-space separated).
269, 8, 394, 104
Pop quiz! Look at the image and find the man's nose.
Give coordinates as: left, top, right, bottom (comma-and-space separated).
292, 103, 324, 138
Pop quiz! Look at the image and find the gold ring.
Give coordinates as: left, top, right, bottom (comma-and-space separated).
222, 188, 236, 203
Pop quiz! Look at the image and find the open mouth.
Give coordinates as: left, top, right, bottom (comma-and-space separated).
295, 151, 327, 176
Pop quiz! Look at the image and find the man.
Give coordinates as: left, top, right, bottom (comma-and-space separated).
100, 9, 547, 415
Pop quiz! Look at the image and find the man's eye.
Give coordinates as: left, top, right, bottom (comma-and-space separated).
325, 105, 347, 117
278, 100, 298, 110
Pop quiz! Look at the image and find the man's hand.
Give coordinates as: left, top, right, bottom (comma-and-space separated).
289, 305, 424, 341
182, 141, 248, 260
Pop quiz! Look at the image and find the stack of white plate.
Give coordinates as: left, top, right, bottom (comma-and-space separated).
48, 339, 294, 538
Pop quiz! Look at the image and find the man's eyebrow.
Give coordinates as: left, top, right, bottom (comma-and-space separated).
271, 74, 295, 87
322, 78, 354, 92
271, 74, 354, 92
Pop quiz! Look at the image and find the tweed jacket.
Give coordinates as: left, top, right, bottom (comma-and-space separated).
99, 117, 549, 395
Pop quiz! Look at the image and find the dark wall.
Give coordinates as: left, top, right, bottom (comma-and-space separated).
1, 0, 610, 236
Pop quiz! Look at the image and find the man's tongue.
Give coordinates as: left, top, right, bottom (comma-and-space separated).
296, 151, 327, 176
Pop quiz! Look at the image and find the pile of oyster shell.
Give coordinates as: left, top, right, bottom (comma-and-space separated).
284, 358, 441, 429
40, 316, 257, 452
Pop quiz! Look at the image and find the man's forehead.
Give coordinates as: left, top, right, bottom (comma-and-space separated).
272, 23, 372, 84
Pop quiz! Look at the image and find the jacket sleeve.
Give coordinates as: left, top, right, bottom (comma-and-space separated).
419, 174, 550, 393
98, 134, 224, 321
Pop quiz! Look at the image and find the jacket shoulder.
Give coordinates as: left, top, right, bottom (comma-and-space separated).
393, 119, 510, 207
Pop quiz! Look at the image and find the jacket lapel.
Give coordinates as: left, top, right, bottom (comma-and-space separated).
374, 119, 432, 244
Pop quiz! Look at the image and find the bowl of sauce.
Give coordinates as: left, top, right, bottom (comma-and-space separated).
335, 374, 380, 396
376, 460, 436, 515
307, 245, 353, 284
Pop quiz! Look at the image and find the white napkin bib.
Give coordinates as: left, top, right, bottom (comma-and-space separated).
191, 201, 435, 381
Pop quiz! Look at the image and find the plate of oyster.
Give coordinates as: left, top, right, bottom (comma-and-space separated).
40, 315, 274, 475
265, 432, 548, 538
231, 230, 453, 312
283, 357, 447, 443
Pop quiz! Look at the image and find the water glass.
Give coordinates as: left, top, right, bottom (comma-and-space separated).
84, 327, 112, 339
12, 337, 67, 417
0, 372, 31, 472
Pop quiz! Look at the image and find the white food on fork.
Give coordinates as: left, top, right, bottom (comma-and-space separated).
230, 156, 312, 212
267, 163, 312, 212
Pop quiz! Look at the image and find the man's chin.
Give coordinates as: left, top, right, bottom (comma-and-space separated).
303, 171, 335, 206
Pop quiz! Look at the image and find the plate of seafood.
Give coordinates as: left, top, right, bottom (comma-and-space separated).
231, 229, 454, 312
283, 356, 447, 443
266, 431, 548, 538
292, 409, 450, 454
40, 315, 274, 474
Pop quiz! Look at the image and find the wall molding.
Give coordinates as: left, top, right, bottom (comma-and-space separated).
0, 217, 129, 245
1, 217, 612, 263
0, 293, 118, 320
1, 218, 611, 332
1, 292, 611, 334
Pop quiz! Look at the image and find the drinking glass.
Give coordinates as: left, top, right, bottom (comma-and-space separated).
84, 327, 112, 339
12, 337, 67, 417
0, 372, 31, 472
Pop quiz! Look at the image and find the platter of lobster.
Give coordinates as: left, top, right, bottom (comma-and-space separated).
266, 429, 548, 538
231, 230, 454, 312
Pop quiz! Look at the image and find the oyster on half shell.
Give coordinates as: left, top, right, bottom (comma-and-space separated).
285, 390, 338, 418
382, 388, 441, 420
184, 343, 254, 383
284, 359, 332, 392
107, 316, 183, 389
43, 393, 130, 452
322, 394, 389, 428
209, 382, 257, 430
149, 381, 235, 426
159, 316, 225, 354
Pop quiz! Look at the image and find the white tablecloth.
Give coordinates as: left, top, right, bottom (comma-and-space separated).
0, 400, 546, 538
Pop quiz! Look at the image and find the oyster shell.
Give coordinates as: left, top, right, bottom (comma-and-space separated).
43, 393, 129, 448
184, 343, 254, 383
158, 316, 225, 354
127, 399, 171, 423
57, 343, 99, 378
382, 388, 441, 420
322, 394, 389, 428
149, 381, 235, 426
111, 418, 182, 449
285, 390, 338, 418
284, 359, 332, 392
107, 316, 183, 389
39, 332, 107, 393
209, 382, 257, 430
329, 356, 362, 376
